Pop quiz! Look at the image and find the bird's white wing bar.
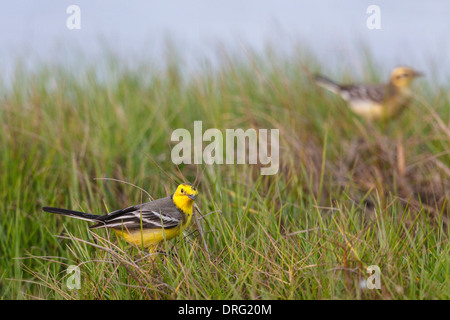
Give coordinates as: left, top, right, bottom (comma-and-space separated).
151, 210, 180, 223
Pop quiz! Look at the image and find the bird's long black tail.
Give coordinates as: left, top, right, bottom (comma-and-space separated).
314, 74, 342, 95
42, 207, 102, 223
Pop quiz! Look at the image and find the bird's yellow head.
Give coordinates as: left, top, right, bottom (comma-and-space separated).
172, 183, 198, 215
390, 67, 423, 88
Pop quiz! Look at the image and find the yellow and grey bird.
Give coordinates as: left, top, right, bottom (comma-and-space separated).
314, 67, 423, 120
42, 183, 198, 250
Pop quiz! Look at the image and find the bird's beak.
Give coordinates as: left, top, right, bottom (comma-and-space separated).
187, 194, 196, 201
414, 71, 424, 77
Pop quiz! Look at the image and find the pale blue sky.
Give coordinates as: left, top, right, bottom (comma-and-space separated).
1, 1, 449, 81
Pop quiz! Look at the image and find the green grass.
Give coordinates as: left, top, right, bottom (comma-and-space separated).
0, 47, 449, 299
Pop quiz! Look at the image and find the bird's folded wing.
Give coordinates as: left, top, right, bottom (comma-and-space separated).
342, 84, 386, 104
90, 196, 182, 230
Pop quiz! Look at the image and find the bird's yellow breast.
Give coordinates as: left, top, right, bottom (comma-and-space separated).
172, 196, 194, 216
349, 90, 411, 120
349, 101, 384, 120
114, 227, 181, 249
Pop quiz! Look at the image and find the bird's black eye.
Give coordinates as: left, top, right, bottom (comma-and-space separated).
181, 188, 184, 193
